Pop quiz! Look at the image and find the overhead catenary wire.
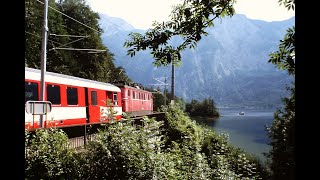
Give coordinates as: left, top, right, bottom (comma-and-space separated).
48, 35, 89, 51
34, 0, 106, 53
26, 31, 96, 52
26, 31, 105, 53
26, 31, 64, 46
52, 47, 106, 52
50, 34, 89, 38
36, 0, 102, 34
64, 25, 86, 38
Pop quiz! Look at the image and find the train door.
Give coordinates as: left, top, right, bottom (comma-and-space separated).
84, 88, 90, 123
128, 89, 136, 112
127, 89, 132, 112
25, 81, 40, 129
121, 89, 126, 112
86, 88, 100, 123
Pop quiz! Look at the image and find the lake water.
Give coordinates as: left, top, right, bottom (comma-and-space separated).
193, 108, 275, 163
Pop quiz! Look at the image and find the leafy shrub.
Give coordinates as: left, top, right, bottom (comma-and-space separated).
25, 128, 76, 179
25, 104, 269, 179
80, 118, 169, 179
266, 85, 295, 179
163, 103, 268, 179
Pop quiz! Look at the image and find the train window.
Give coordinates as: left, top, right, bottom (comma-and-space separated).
91, 91, 97, 106
113, 93, 118, 106
106, 91, 112, 100
47, 84, 61, 105
25, 81, 38, 103
107, 91, 112, 106
127, 90, 130, 97
67, 87, 78, 105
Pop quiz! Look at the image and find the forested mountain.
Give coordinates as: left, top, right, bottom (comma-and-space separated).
25, 0, 130, 83
99, 13, 295, 109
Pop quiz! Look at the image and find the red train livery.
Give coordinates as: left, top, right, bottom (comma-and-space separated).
25, 67, 153, 130
115, 82, 153, 117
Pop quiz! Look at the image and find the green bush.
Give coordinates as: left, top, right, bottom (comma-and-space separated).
163, 103, 268, 179
80, 118, 169, 179
25, 104, 269, 179
266, 85, 295, 179
25, 128, 77, 179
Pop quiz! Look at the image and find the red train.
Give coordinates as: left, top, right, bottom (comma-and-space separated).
115, 82, 153, 117
25, 67, 153, 130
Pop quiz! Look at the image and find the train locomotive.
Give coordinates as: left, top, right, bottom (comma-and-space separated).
25, 67, 153, 130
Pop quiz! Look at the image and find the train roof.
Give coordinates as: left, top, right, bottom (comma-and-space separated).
120, 85, 152, 93
113, 82, 151, 93
25, 67, 121, 92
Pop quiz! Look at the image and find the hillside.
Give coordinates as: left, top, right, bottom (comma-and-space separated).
99, 13, 295, 109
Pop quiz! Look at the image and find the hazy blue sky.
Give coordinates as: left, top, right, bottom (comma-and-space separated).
86, 0, 295, 30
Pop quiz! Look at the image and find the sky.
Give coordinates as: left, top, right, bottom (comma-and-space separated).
86, 0, 295, 30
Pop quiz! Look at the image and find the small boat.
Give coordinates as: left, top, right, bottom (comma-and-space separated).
239, 112, 245, 115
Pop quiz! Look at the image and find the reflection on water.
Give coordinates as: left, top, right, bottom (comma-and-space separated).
193, 108, 275, 163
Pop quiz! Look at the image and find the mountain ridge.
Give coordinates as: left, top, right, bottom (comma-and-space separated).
99, 13, 295, 109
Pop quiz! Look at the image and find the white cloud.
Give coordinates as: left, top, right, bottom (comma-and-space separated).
234, 0, 295, 22
86, 0, 183, 29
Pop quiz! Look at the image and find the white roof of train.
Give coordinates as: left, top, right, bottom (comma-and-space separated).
25, 67, 121, 92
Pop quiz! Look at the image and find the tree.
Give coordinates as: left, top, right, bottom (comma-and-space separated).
124, 0, 236, 67
268, 27, 295, 75
266, 1, 295, 179
25, 0, 71, 72
57, 0, 108, 80
185, 98, 219, 117
25, 0, 132, 83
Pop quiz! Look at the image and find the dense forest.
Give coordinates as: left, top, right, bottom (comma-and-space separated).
25, 0, 130, 82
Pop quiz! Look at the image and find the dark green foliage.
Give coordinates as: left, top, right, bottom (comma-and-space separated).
163, 103, 204, 150
269, 0, 295, 76
266, 84, 295, 179
25, 128, 76, 179
268, 27, 295, 75
278, 0, 295, 11
75, 118, 170, 179
266, 1, 295, 179
25, 0, 131, 83
25, 104, 269, 179
124, 0, 235, 66
25, 0, 71, 72
163, 103, 267, 179
185, 98, 220, 117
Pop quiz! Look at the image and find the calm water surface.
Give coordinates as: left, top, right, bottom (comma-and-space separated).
193, 108, 275, 163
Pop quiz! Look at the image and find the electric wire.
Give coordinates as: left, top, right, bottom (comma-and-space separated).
36, 0, 102, 34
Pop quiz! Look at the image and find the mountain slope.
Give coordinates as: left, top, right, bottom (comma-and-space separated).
99, 13, 295, 109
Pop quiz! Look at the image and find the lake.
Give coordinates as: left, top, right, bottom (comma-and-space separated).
192, 108, 275, 163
